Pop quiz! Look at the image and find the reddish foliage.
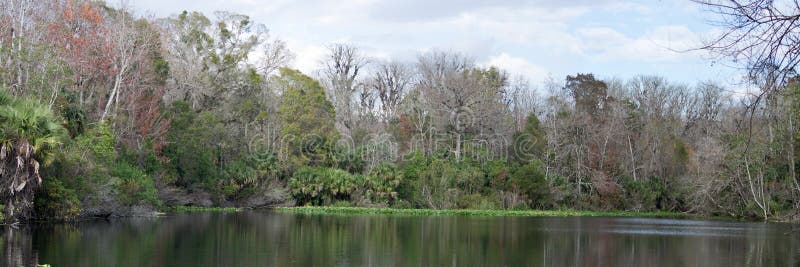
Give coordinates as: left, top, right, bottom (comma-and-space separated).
43, 1, 171, 157
46, 1, 114, 95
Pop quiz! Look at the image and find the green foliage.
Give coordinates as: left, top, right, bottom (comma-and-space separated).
288, 164, 405, 206
288, 167, 365, 205
220, 160, 256, 197
39, 122, 161, 218
331, 200, 353, 207
365, 163, 403, 205
0, 89, 68, 221
548, 174, 575, 207
397, 151, 427, 203
277, 68, 339, 172
248, 150, 280, 180
35, 178, 81, 220
217, 150, 279, 199
3, 2, 796, 224
279, 206, 690, 218
169, 206, 241, 212
44, 140, 98, 202
334, 146, 367, 173
136, 139, 162, 174
0, 89, 9, 105
484, 159, 511, 189
112, 163, 160, 206
0, 91, 68, 166
457, 193, 498, 210
163, 101, 222, 187
77, 121, 117, 163
411, 157, 486, 209
510, 160, 551, 209
509, 114, 547, 163
619, 176, 664, 211
56, 90, 87, 137
152, 55, 170, 85
673, 139, 690, 163
565, 73, 608, 116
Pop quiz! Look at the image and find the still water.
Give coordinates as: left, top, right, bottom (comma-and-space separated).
3, 210, 798, 267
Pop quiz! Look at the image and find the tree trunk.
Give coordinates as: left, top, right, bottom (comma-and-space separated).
789, 115, 800, 200
4, 200, 13, 223
455, 132, 462, 162
628, 135, 637, 181
102, 67, 124, 121
744, 156, 768, 220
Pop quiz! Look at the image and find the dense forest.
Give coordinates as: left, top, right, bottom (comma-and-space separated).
0, 0, 798, 223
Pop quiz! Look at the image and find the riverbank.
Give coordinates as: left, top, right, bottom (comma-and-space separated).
275, 206, 692, 218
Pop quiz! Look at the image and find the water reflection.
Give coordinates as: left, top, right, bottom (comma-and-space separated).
2, 210, 798, 266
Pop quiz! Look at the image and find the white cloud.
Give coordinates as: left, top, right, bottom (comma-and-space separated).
130, 0, 738, 87
401, 6, 586, 56
486, 53, 549, 82
283, 40, 327, 75
604, 2, 653, 14
578, 25, 705, 62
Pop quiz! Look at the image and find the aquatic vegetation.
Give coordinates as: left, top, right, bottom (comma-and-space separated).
277, 206, 690, 218
168, 206, 242, 212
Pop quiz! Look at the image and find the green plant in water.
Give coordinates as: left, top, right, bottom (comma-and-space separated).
277, 206, 690, 218
169, 206, 241, 212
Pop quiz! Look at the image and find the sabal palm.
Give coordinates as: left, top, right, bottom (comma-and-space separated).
0, 90, 66, 221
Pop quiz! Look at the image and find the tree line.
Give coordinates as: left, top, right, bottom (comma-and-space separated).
0, 0, 798, 222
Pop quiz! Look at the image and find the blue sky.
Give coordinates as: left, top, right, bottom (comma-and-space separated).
129, 0, 744, 90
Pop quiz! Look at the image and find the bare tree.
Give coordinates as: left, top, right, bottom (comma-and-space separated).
507, 76, 540, 131
416, 51, 512, 161
321, 43, 366, 137
102, 5, 138, 121
260, 38, 294, 76
370, 60, 412, 123
694, 0, 800, 93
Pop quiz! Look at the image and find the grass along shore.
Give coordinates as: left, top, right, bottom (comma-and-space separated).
275, 206, 691, 218
167, 206, 243, 212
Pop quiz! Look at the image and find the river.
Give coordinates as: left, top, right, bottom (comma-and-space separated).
3, 210, 798, 266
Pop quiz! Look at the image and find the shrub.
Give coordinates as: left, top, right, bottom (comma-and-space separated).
365, 163, 403, 205
221, 160, 256, 196
248, 150, 279, 182
334, 146, 366, 173
484, 160, 511, 190
398, 151, 427, 203
510, 160, 552, 209
162, 101, 224, 187
457, 193, 498, 210
113, 163, 160, 207
77, 121, 116, 163
331, 200, 353, 207
39, 123, 162, 218
288, 165, 406, 206
619, 176, 666, 211
288, 167, 365, 205
412, 158, 486, 209
35, 178, 81, 220
548, 174, 573, 207
216, 149, 281, 200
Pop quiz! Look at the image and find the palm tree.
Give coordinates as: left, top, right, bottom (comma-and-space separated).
0, 89, 66, 222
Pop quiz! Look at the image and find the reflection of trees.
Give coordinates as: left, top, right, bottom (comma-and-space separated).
2, 213, 799, 266
3, 227, 38, 267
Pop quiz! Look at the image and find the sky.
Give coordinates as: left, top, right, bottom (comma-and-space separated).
128, 0, 746, 91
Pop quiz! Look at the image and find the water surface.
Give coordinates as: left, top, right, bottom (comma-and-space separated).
3, 210, 798, 266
